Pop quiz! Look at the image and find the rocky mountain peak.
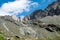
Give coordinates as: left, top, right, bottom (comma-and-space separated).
24, 0, 60, 20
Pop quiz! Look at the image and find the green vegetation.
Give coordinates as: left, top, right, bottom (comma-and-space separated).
0, 32, 4, 40
0, 35, 4, 40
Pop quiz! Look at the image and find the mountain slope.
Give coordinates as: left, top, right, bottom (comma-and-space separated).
0, 0, 60, 40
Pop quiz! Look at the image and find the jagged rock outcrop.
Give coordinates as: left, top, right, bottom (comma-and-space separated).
29, 10, 47, 19
45, 1, 60, 16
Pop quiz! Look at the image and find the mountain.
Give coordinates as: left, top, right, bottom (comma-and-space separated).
25, 0, 60, 20
0, 0, 60, 40
28, 10, 47, 20
1, 15, 60, 40
45, 1, 60, 16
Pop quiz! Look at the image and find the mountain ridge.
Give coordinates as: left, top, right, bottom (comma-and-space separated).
0, 0, 60, 40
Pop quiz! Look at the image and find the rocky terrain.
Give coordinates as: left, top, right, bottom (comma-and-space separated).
0, 0, 60, 40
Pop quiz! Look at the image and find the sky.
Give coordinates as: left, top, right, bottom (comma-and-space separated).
0, 0, 57, 17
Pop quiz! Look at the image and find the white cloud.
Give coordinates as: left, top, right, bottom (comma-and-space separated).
0, 0, 38, 16
0, 9, 11, 16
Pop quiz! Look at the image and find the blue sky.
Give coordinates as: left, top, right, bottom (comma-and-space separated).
0, 0, 57, 17
0, 0, 15, 7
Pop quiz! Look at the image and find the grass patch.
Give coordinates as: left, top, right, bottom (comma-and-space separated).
0, 34, 4, 40
0, 32, 5, 40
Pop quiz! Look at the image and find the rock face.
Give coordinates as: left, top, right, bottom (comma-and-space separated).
46, 1, 60, 16
0, 0, 60, 40
28, 10, 47, 19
